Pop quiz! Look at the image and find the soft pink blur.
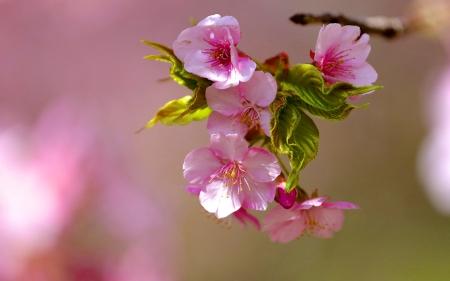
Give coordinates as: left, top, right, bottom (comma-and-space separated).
0, 95, 177, 280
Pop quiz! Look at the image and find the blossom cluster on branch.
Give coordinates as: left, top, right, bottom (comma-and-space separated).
140, 14, 381, 243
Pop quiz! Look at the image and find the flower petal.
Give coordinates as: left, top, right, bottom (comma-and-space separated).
207, 111, 248, 137
262, 206, 306, 243
197, 15, 241, 43
241, 179, 276, 210
259, 109, 272, 136
315, 24, 342, 59
236, 57, 256, 83
182, 185, 202, 195
294, 197, 328, 210
183, 147, 222, 184
348, 61, 378, 86
199, 180, 243, 218
184, 50, 229, 82
322, 201, 360, 209
308, 207, 345, 238
242, 147, 280, 182
239, 71, 277, 107
233, 208, 260, 230
210, 132, 248, 161
205, 85, 242, 115
173, 26, 211, 62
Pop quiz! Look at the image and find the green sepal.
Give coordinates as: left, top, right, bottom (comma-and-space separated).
141, 40, 212, 90
280, 64, 382, 113
270, 96, 319, 192
141, 95, 211, 129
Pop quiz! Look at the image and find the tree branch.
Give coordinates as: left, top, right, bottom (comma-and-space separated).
290, 13, 413, 39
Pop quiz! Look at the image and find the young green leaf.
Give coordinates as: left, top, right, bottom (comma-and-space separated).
138, 95, 211, 131
271, 96, 319, 192
141, 40, 210, 90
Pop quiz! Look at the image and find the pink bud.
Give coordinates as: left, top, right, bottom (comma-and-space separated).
274, 182, 297, 209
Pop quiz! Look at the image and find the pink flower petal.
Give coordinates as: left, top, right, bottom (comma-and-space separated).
242, 147, 280, 182
182, 185, 201, 196
348, 61, 378, 86
205, 85, 243, 115
209, 132, 248, 161
259, 109, 272, 136
184, 50, 230, 83
315, 24, 342, 59
237, 57, 257, 83
183, 147, 222, 184
308, 207, 345, 238
207, 111, 248, 137
172, 26, 211, 62
199, 180, 243, 218
241, 179, 276, 210
197, 14, 241, 43
294, 197, 328, 210
233, 208, 260, 230
239, 71, 277, 107
322, 201, 360, 209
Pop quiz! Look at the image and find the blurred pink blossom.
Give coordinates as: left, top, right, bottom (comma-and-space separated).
0, 96, 177, 281
418, 65, 450, 215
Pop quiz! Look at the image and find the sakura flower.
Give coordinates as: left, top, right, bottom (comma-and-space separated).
182, 185, 261, 230
183, 132, 281, 218
206, 71, 277, 137
312, 23, 377, 88
173, 14, 256, 89
262, 196, 359, 243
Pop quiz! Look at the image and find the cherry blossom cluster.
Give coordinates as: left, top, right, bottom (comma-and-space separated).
141, 14, 380, 243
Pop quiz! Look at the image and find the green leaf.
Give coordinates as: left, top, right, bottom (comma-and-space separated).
296, 98, 369, 122
271, 97, 319, 192
281, 63, 382, 109
175, 85, 208, 121
139, 95, 211, 131
286, 105, 319, 191
141, 40, 211, 90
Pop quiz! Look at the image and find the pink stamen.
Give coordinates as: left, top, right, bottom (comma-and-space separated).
202, 39, 232, 67
319, 45, 356, 79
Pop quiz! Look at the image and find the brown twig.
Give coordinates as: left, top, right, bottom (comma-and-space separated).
290, 13, 414, 39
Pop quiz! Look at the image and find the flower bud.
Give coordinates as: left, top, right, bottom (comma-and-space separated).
274, 176, 297, 209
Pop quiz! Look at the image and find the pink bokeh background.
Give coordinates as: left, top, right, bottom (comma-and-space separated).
1, 0, 450, 280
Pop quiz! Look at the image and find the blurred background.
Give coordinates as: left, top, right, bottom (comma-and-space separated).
1, 0, 450, 280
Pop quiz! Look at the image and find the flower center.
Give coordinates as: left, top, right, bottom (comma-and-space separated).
319, 45, 356, 79
202, 39, 232, 67
232, 100, 261, 129
210, 161, 248, 195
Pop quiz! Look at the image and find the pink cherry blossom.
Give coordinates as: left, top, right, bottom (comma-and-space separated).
183, 132, 281, 218
173, 14, 256, 89
262, 196, 359, 243
206, 71, 277, 137
312, 23, 377, 88
182, 185, 261, 230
